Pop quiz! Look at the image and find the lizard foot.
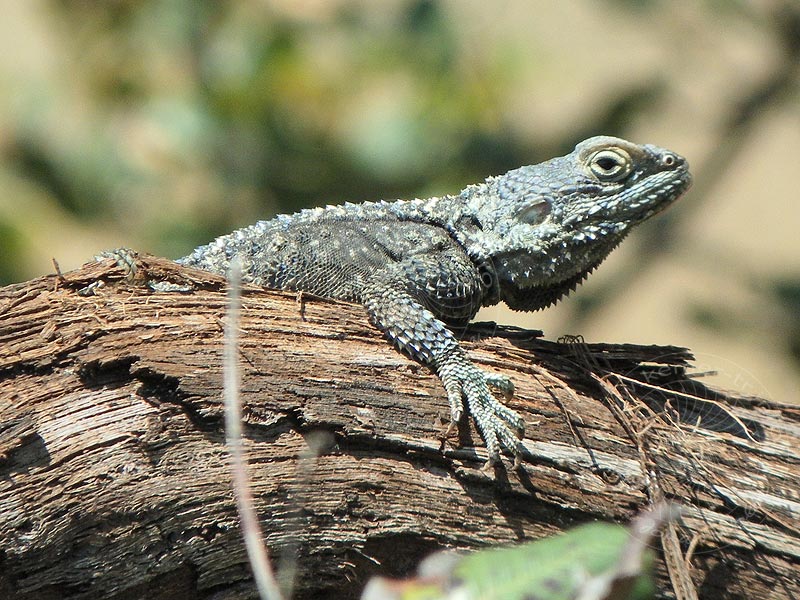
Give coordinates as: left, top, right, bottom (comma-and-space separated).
79, 248, 139, 296
95, 248, 139, 277
439, 358, 525, 467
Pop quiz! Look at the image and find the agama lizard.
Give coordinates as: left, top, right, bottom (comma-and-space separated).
175, 136, 691, 466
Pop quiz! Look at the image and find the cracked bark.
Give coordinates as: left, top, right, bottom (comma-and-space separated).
0, 256, 798, 600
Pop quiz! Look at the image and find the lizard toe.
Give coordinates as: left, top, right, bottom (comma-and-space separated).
484, 372, 515, 399
94, 248, 139, 280
462, 378, 525, 465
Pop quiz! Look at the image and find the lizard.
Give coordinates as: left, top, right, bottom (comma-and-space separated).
173, 135, 691, 466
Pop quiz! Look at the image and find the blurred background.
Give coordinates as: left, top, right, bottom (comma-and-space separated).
0, 0, 798, 402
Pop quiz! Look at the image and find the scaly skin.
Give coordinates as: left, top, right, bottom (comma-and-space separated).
179, 136, 692, 465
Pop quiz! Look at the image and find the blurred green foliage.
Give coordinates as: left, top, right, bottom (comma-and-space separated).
0, 0, 668, 277
0, 221, 26, 284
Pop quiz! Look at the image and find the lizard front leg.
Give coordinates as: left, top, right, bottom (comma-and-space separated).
363, 285, 525, 466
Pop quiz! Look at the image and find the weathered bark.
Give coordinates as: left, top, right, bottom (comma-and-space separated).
0, 255, 798, 600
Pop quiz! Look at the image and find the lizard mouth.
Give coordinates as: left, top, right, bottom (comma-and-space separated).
565, 167, 692, 231
631, 170, 692, 222
630, 169, 692, 221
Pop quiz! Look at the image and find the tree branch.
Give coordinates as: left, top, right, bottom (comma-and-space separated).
0, 256, 797, 599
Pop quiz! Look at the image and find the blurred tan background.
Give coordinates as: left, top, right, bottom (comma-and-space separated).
0, 0, 798, 403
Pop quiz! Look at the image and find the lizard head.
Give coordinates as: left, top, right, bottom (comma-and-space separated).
462, 136, 692, 310
540, 135, 690, 231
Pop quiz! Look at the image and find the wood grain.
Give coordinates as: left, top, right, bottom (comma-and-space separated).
1, 255, 798, 599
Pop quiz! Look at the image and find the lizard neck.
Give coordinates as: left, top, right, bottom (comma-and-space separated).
491, 235, 624, 311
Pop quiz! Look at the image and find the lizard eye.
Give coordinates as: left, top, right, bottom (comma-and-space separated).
517, 198, 551, 226
589, 148, 632, 182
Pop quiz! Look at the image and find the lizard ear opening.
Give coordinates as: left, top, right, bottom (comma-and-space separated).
517, 198, 552, 226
